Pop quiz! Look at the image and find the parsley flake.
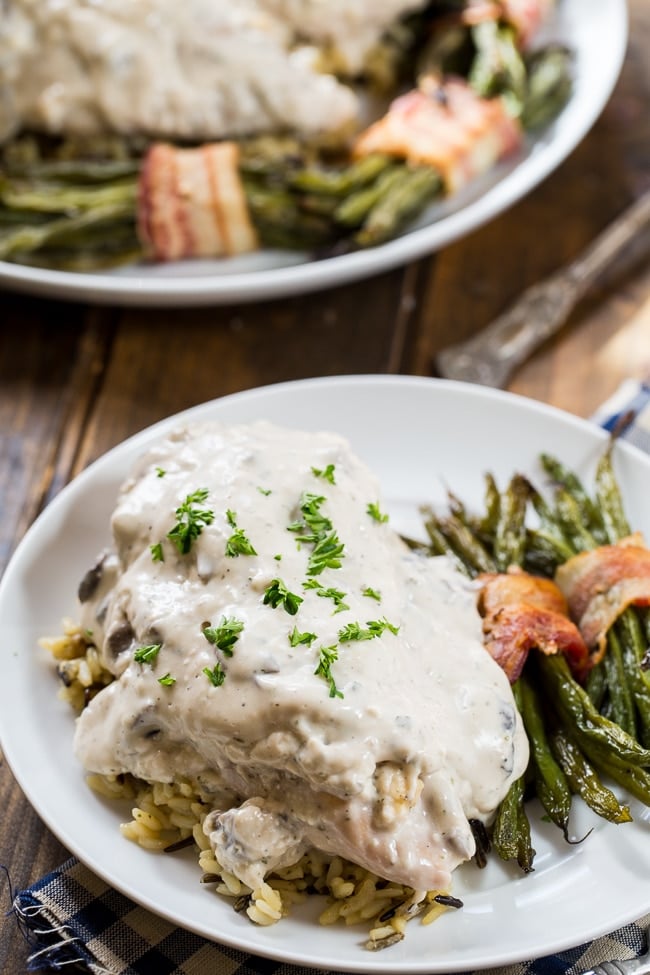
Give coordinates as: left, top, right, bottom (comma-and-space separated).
167, 489, 214, 555
367, 501, 389, 524
257, 486, 272, 496
315, 645, 343, 699
288, 492, 332, 542
263, 579, 303, 616
306, 530, 345, 576
224, 511, 257, 557
303, 579, 349, 613
312, 463, 336, 485
362, 586, 381, 602
150, 542, 164, 562
155, 466, 166, 478
134, 643, 162, 664
289, 626, 317, 647
158, 673, 176, 686
338, 618, 399, 642
202, 617, 244, 656
203, 663, 226, 687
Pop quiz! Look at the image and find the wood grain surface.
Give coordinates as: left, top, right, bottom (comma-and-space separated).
1, 5, 649, 970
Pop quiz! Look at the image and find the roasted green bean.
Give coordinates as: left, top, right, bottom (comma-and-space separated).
519, 673, 572, 839
549, 726, 632, 824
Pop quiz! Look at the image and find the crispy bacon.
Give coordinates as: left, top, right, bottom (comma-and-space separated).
137, 142, 259, 262
478, 567, 591, 682
352, 80, 522, 195
555, 533, 650, 661
499, 0, 555, 47
459, 2, 503, 27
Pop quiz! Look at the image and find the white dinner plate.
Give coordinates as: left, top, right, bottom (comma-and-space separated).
0, 0, 628, 307
2, 375, 650, 972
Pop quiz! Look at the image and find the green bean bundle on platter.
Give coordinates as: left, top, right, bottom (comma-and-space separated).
0, 0, 572, 271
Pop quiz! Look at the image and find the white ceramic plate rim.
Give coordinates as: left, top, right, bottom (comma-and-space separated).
2, 375, 650, 973
0, 0, 628, 307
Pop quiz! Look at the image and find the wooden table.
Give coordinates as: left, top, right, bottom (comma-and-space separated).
1, 5, 648, 970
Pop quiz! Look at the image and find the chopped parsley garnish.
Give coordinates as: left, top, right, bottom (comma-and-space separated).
362, 586, 381, 602
289, 626, 317, 647
257, 486, 272, 496
224, 511, 257, 557
203, 663, 226, 687
133, 643, 162, 664
312, 463, 336, 485
306, 530, 345, 576
167, 489, 214, 555
158, 673, 176, 686
315, 645, 343, 699
150, 542, 164, 562
202, 617, 244, 656
338, 618, 399, 642
288, 492, 332, 542
155, 466, 166, 478
303, 579, 349, 613
367, 501, 389, 524
263, 579, 303, 615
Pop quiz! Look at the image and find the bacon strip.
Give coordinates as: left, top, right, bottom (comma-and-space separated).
137, 142, 259, 262
554, 533, 650, 661
352, 80, 522, 195
499, 0, 556, 47
478, 568, 590, 682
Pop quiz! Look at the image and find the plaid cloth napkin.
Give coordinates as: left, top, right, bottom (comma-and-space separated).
9, 379, 650, 975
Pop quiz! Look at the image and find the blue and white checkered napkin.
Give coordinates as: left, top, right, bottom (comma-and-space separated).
9, 380, 650, 975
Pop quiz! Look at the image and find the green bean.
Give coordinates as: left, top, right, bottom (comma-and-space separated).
584, 660, 607, 712
333, 166, 404, 227
602, 628, 637, 738
491, 774, 535, 872
0, 176, 138, 214
0, 203, 137, 260
554, 489, 598, 554
579, 744, 650, 808
491, 685, 535, 873
595, 445, 631, 543
549, 726, 632, 824
479, 472, 501, 539
519, 674, 572, 839
539, 453, 606, 542
537, 654, 650, 768
290, 153, 393, 197
493, 473, 530, 570
421, 510, 474, 576
523, 528, 575, 575
243, 182, 335, 249
354, 166, 441, 248
469, 22, 527, 111
521, 44, 573, 131
3, 158, 141, 183
616, 610, 650, 747
433, 513, 497, 575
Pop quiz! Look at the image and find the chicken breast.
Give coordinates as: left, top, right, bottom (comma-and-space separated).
0, 0, 428, 145
73, 420, 528, 893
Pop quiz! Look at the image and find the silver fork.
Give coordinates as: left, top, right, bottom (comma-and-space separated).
577, 926, 650, 975
434, 188, 650, 389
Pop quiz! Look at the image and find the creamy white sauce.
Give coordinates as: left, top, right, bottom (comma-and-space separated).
0, 0, 427, 145
74, 420, 528, 892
